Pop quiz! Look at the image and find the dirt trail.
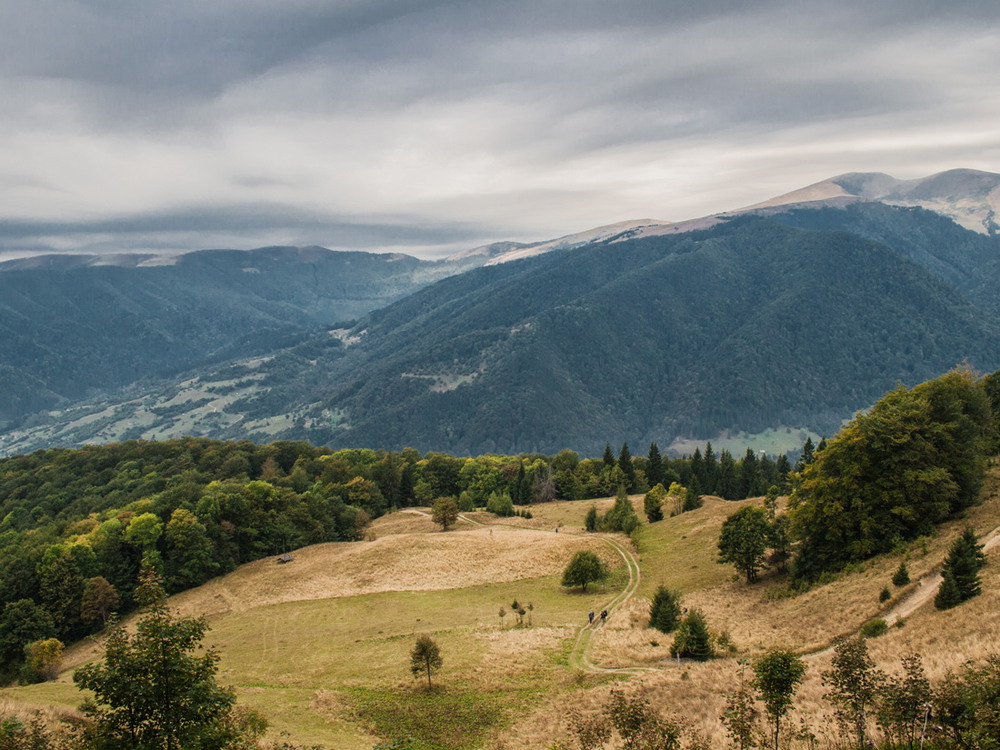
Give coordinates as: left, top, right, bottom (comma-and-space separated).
419, 508, 650, 674
802, 525, 1000, 659
885, 526, 1000, 626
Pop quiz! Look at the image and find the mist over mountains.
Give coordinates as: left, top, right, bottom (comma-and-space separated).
2, 169, 999, 456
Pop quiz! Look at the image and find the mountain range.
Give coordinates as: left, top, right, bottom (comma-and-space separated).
2, 168, 999, 456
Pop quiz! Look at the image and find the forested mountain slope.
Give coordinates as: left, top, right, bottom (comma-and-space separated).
290, 215, 1000, 454
15, 212, 995, 456
0, 246, 487, 426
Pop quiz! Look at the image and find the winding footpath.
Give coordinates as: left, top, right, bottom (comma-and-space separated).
406, 508, 1000, 674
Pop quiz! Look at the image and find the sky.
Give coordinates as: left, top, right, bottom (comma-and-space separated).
2, 0, 1000, 259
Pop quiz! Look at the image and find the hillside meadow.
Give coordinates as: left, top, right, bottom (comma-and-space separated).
2, 461, 999, 748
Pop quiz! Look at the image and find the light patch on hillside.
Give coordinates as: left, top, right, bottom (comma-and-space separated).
329, 328, 365, 346
401, 366, 483, 392
668, 426, 823, 457
168, 526, 602, 620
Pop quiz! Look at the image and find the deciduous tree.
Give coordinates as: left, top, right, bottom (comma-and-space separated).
409, 635, 442, 689
823, 637, 885, 750
431, 496, 459, 531
74, 569, 253, 750
561, 550, 609, 592
753, 648, 806, 750
718, 505, 771, 583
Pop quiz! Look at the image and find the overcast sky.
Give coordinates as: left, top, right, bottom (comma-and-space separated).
2, 0, 999, 258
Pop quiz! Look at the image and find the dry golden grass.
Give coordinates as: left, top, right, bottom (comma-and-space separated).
7, 466, 1000, 749
169, 525, 598, 616
499, 462, 1000, 750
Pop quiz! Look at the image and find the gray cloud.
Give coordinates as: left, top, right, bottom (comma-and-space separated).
1, 0, 999, 257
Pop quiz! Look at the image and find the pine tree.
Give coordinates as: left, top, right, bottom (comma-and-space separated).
703, 442, 718, 495
892, 561, 910, 587
648, 586, 681, 633
647, 443, 664, 487
602, 443, 616, 469
794, 436, 815, 473
935, 569, 963, 610
618, 443, 636, 492
939, 527, 986, 604
671, 609, 713, 661
684, 475, 702, 511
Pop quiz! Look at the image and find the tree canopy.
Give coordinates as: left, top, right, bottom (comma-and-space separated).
790, 369, 995, 581
718, 505, 771, 583
561, 550, 609, 592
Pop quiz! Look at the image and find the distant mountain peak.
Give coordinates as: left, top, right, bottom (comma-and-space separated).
744, 168, 1000, 235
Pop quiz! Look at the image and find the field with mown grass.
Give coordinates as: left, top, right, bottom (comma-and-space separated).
3, 462, 999, 748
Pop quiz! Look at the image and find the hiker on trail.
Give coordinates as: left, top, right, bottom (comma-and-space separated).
600, 609, 607, 622
588, 611, 594, 624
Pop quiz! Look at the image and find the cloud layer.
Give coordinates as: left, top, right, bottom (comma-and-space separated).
2, 0, 999, 257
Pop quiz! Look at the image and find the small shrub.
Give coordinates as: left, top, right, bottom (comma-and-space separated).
860, 618, 888, 638
879, 587, 891, 603
892, 561, 910, 586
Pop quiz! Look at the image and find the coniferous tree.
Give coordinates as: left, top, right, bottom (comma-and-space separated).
690, 448, 703, 490
703, 442, 718, 495
935, 569, 963, 610
618, 443, 636, 492
602, 443, 616, 469
514, 462, 530, 505
648, 586, 682, 633
584, 506, 599, 532
716, 450, 740, 501
671, 609, 713, 661
684, 475, 702, 511
647, 443, 664, 487
795, 436, 816, 473
892, 561, 910, 587
774, 454, 792, 489
937, 527, 986, 607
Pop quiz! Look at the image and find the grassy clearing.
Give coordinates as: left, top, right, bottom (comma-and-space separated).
668, 426, 824, 457
345, 686, 515, 750
3, 556, 615, 750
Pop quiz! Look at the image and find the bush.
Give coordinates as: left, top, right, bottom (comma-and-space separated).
879, 587, 891, 603
602, 496, 640, 534
485, 491, 515, 517
891, 561, 910, 587
860, 618, 888, 638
